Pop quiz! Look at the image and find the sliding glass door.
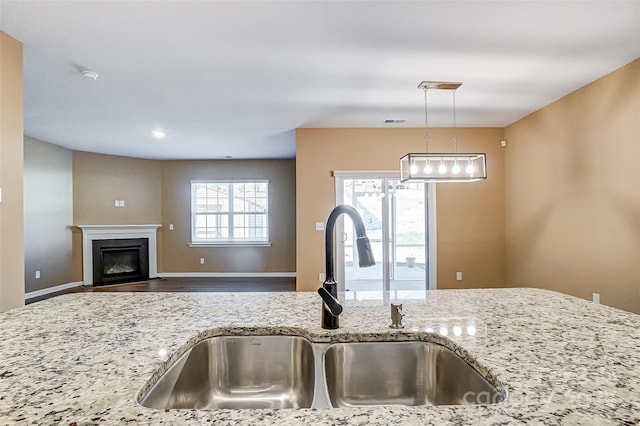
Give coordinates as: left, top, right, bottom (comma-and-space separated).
335, 173, 434, 292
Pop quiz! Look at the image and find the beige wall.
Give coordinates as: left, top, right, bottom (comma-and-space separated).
161, 159, 296, 273
72, 151, 163, 281
0, 32, 25, 312
505, 58, 640, 314
24, 137, 74, 292
296, 127, 505, 292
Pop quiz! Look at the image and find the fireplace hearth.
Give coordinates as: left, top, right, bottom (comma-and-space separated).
92, 238, 149, 285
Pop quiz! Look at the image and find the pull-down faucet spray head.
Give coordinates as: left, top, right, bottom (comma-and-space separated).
355, 234, 376, 268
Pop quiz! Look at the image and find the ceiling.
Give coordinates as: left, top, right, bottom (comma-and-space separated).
1, 1, 639, 160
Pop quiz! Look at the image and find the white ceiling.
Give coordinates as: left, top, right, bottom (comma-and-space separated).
1, 1, 639, 160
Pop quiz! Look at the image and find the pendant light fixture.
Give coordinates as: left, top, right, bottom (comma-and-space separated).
400, 81, 487, 183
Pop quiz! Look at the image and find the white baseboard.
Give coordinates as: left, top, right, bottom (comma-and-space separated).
25, 281, 83, 300
157, 272, 296, 278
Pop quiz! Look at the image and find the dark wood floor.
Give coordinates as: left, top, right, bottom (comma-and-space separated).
26, 277, 296, 304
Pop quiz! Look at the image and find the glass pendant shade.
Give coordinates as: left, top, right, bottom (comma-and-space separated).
400, 153, 486, 183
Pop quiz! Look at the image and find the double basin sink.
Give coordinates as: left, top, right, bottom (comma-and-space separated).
138, 335, 506, 410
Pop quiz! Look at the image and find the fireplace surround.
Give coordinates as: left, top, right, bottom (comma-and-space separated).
77, 225, 161, 286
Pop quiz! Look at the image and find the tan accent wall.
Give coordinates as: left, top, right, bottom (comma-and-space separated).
72, 151, 162, 281
296, 128, 505, 292
160, 159, 296, 273
0, 31, 25, 312
24, 137, 74, 292
505, 58, 640, 314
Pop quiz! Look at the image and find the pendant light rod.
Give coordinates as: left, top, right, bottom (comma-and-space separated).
418, 81, 462, 154
452, 89, 458, 153
423, 87, 429, 152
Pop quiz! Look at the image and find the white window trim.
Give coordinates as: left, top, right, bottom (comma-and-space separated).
188, 242, 272, 248
190, 179, 271, 246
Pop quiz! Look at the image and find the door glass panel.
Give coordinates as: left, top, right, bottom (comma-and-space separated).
389, 180, 426, 291
342, 179, 384, 291
339, 176, 427, 292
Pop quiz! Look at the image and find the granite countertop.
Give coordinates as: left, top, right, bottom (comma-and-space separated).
1, 288, 639, 425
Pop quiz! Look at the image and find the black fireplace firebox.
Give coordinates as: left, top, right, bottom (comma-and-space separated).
92, 238, 149, 286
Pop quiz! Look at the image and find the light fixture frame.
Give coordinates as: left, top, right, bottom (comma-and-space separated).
400, 81, 488, 183
400, 152, 487, 183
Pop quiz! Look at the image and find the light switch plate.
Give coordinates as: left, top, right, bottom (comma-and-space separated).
315, 222, 324, 231
456, 271, 463, 281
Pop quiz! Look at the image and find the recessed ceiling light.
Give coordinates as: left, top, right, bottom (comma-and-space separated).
151, 129, 166, 139
81, 70, 99, 80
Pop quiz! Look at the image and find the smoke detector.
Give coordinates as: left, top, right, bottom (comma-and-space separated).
81, 70, 99, 80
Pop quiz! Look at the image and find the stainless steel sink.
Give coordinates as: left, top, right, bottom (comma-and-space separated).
138, 336, 506, 410
323, 341, 506, 407
138, 335, 315, 409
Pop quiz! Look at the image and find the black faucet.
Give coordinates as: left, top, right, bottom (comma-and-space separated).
318, 205, 375, 329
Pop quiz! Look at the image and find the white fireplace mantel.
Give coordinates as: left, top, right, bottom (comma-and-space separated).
77, 224, 161, 286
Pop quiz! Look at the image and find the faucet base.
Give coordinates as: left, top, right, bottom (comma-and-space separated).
322, 307, 339, 329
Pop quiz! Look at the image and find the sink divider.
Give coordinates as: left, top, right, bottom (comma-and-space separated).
310, 342, 333, 409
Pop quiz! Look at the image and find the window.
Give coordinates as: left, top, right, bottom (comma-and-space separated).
191, 180, 269, 245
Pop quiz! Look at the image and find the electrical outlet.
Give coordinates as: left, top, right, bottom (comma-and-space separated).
115, 200, 119, 207
456, 271, 463, 281
593, 293, 600, 304
315, 222, 324, 231
199, 258, 205, 265
319, 273, 325, 282
35, 270, 41, 279
169, 223, 174, 231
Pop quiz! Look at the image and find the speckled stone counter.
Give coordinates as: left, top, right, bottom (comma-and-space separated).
1, 288, 639, 425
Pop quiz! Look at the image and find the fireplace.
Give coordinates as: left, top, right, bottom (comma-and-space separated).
92, 238, 149, 286
78, 224, 160, 286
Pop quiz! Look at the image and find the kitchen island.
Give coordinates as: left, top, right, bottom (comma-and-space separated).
1, 288, 639, 425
